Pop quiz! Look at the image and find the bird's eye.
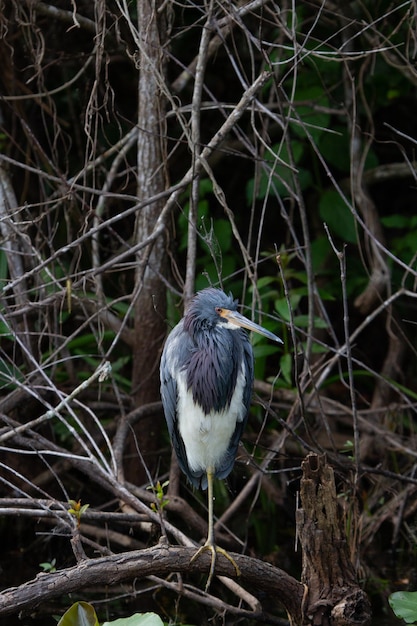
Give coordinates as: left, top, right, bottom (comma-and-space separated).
215, 307, 222, 315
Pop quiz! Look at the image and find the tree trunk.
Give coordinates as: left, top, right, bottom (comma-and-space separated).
128, 0, 169, 483
297, 453, 371, 626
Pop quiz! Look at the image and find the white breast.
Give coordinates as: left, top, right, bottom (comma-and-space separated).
176, 365, 246, 473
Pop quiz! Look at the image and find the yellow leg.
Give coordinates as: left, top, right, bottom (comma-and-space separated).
190, 468, 241, 591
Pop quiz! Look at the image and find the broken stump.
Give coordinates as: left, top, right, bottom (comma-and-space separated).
296, 453, 371, 626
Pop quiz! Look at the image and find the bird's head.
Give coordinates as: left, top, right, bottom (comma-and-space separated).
183, 288, 237, 335
183, 287, 283, 344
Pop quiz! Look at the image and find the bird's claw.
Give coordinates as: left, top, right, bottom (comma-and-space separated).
190, 542, 241, 591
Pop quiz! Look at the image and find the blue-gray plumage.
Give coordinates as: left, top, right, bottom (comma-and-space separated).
160, 287, 282, 589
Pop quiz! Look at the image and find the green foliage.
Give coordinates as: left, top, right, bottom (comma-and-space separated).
58, 602, 164, 626
0, 354, 25, 389
178, 178, 236, 289
318, 127, 378, 174
317, 127, 351, 173
381, 214, 417, 266
147, 480, 170, 513
290, 85, 331, 143
318, 190, 357, 244
245, 278, 283, 383
39, 558, 57, 573
58, 602, 99, 626
389, 591, 417, 624
103, 614, 164, 626
246, 140, 312, 200
279, 351, 293, 386
0, 249, 9, 289
68, 499, 90, 527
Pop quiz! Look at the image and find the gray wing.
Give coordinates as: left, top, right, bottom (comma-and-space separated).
160, 321, 204, 488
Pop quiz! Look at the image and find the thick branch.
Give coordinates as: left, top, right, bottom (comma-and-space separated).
0, 545, 303, 621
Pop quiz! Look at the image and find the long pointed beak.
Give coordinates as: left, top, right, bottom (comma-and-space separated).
219, 308, 283, 344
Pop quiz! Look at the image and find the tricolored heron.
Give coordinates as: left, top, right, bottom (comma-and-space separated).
160, 287, 282, 589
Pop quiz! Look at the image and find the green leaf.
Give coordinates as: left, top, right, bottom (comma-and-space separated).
58, 602, 99, 626
319, 190, 357, 243
280, 352, 292, 385
0, 250, 9, 287
318, 127, 378, 173
318, 128, 351, 173
381, 214, 411, 229
102, 612, 165, 626
253, 276, 277, 290
293, 314, 328, 329
201, 218, 232, 253
389, 591, 417, 623
253, 343, 279, 358
274, 294, 302, 322
290, 86, 330, 142
246, 140, 310, 200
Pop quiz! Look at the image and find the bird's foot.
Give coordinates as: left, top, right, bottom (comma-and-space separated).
190, 542, 241, 591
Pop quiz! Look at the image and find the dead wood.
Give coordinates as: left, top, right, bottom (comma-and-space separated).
297, 454, 371, 626
0, 454, 373, 626
0, 544, 304, 622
